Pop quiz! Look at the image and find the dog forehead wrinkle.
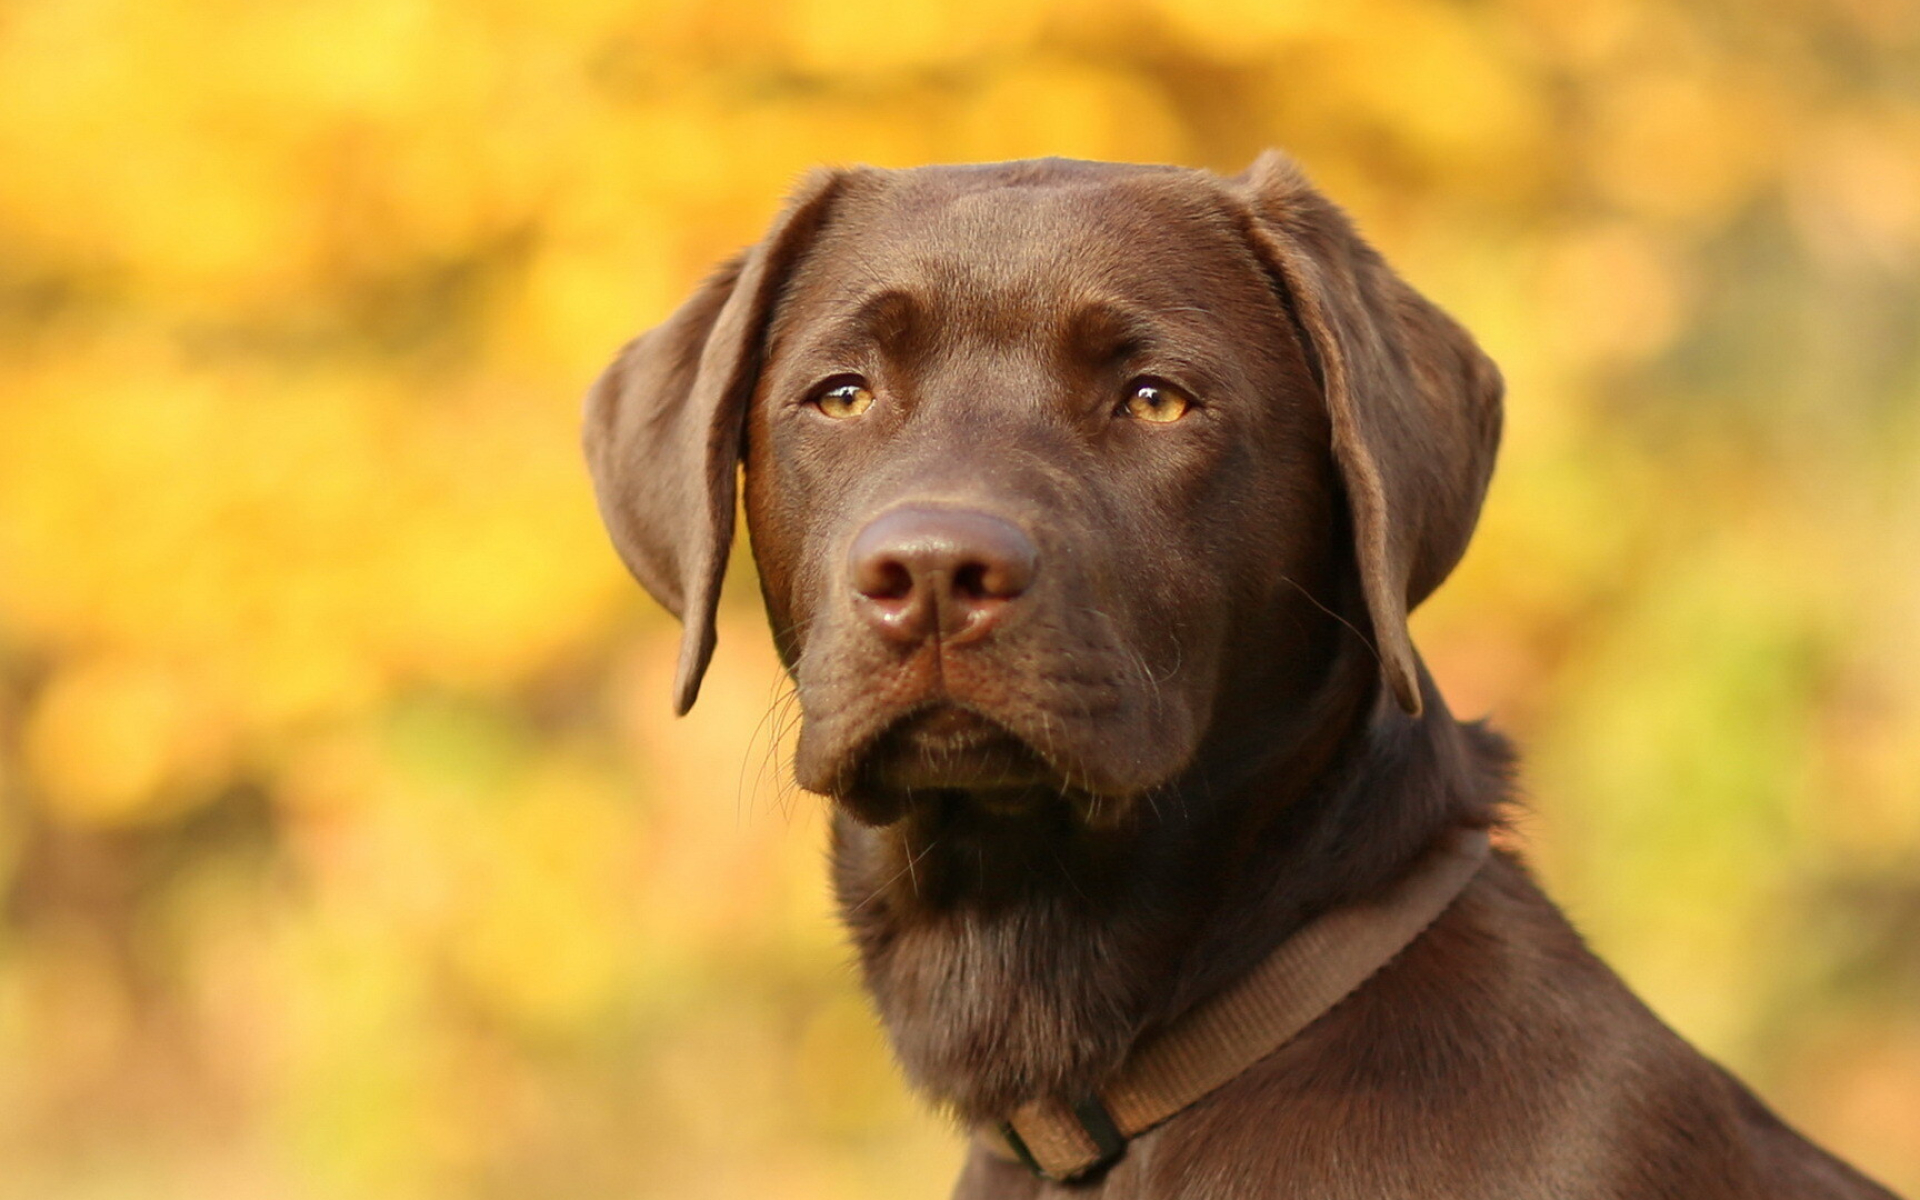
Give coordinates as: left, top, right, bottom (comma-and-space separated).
806, 176, 1238, 321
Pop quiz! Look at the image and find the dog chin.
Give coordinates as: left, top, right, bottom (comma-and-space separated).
796, 703, 1173, 829
869, 707, 1052, 785
803, 706, 1049, 818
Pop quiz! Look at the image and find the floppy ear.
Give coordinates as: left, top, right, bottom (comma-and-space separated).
1231, 151, 1503, 718
583, 169, 847, 715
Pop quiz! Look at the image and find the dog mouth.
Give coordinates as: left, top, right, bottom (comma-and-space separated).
857, 705, 1059, 795
791, 634, 1201, 823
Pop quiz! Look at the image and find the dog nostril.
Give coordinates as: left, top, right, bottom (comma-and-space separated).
952, 562, 989, 600
858, 558, 915, 602
952, 557, 1029, 601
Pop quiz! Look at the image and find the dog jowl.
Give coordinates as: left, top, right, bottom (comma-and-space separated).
584, 155, 1899, 1198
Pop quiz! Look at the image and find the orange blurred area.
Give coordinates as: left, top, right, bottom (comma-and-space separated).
1, 1, 1917, 1196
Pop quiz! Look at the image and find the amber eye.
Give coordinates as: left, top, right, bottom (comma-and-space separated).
1121, 380, 1194, 423
812, 379, 874, 420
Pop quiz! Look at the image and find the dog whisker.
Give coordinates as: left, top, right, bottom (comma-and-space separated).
1277, 572, 1380, 667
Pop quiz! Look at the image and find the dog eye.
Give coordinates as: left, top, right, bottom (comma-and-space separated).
1120, 380, 1194, 424
811, 379, 875, 420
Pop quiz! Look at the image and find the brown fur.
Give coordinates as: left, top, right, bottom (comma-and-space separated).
583, 154, 1900, 1198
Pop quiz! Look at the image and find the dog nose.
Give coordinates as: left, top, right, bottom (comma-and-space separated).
848, 507, 1038, 643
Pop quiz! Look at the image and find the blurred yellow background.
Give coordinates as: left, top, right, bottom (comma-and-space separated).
1, 0, 1917, 1196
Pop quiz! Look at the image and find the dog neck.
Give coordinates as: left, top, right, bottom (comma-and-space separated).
828, 654, 1508, 1123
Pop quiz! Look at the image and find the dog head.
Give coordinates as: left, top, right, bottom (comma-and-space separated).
584, 154, 1501, 825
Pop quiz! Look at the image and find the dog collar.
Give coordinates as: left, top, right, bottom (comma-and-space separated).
976, 825, 1493, 1182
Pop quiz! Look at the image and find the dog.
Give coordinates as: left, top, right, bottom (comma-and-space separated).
583, 153, 1901, 1198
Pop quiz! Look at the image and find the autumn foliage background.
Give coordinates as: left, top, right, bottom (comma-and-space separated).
1, 1, 1917, 1196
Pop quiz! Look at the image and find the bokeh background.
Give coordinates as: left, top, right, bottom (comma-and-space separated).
1, 0, 1917, 1196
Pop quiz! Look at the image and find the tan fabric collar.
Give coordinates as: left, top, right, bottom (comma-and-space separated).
978, 825, 1493, 1182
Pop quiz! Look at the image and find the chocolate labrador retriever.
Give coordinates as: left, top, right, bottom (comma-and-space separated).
584, 153, 1900, 1198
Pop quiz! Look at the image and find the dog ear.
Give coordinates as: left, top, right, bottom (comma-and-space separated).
1231, 151, 1503, 718
583, 169, 848, 715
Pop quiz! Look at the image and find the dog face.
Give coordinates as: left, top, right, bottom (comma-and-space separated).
585, 154, 1502, 826
744, 162, 1339, 821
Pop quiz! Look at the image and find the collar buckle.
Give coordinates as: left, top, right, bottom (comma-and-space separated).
1001, 1095, 1127, 1182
